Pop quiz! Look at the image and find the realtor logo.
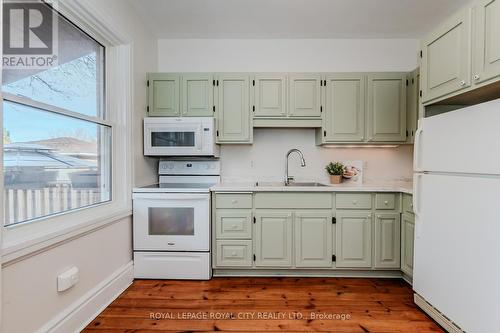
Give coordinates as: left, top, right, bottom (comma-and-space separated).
2, 0, 58, 69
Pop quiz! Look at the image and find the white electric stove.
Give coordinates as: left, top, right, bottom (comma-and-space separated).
132, 160, 220, 280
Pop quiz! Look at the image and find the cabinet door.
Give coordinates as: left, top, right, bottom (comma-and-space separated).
421, 8, 472, 103
289, 74, 322, 118
374, 213, 401, 269
147, 73, 180, 116
254, 74, 287, 117
294, 210, 333, 268
323, 74, 365, 142
255, 211, 293, 267
216, 74, 252, 143
401, 213, 415, 277
474, 0, 500, 84
367, 73, 406, 142
181, 74, 214, 117
406, 69, 419, 143
335, 211, 372, 268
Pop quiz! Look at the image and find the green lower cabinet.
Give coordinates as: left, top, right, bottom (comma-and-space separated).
374, 213, 401, 269
213, 192, 411, 275
216, 240, 253, 267
401, 213, 415, 278
294, 210, 333, 268
254, 210, 293, 267
335, 211, 372, 268
402, 193, 414, 215
215, 209, 252, 239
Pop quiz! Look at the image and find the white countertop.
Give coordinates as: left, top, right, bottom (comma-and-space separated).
211, 181, 413, 194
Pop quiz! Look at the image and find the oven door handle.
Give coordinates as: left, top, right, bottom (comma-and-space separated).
133, 193, 210, 200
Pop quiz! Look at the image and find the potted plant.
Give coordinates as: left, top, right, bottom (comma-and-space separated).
325, 162, 345, 184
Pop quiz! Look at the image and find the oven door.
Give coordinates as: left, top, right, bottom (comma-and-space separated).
133, 193, 210, 251
144, 121, 204, 156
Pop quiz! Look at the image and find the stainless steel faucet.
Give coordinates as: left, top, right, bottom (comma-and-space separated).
285, 149, 306, 185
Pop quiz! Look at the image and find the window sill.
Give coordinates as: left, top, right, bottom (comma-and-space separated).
2, 203, 132, 265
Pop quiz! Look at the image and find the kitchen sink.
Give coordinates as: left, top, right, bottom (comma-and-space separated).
254, 181, 328, 187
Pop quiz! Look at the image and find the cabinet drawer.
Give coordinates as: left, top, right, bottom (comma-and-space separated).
215, 193, 252, 209
375, 193, 397, 210
336, 193, 372, 209
216, 240, 253, 267
215, 209, 252, 239
254, 192, 332, 209
402, 194, 414, 214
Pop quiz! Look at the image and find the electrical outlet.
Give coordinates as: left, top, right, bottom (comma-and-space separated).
57, 266, 79, 292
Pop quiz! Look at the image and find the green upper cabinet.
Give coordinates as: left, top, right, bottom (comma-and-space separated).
254, 210, 293, 267
323, 74, 366, 142
474, 0, 500, 85
147, 71, 414, 144
289, 74, 322, 118
294, 210, 333, 268
215, 74, 252, 144
147, 73, 180, 116
366, 73, 406, 142
421, 7, 472, 104
181, 74, 214, 117
406, 69, 420, 144
253, 74, 287, 117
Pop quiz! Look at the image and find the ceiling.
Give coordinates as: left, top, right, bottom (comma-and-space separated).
127, 0, 470, 39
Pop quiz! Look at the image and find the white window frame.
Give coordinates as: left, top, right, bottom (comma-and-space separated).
1, 1, 133, 263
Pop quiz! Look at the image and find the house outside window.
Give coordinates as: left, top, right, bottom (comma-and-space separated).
2, 1, 111, 226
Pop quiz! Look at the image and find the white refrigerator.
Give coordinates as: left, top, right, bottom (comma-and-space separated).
413, 99, 500, 333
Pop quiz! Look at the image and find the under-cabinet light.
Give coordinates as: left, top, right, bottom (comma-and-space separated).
321, 145, 400, 148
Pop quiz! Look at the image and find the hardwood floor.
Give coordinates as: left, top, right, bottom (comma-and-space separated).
83, 277, 444, 333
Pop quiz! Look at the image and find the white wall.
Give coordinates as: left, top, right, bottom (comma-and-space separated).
1, 1, 156, 332
158, 38, 418, 182
221, 128, 413, 183
158, 39, 419, 72
2, 218, 132, 333
128, 12, 158, 187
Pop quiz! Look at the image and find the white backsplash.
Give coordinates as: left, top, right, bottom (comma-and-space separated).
220, 128, 413, 184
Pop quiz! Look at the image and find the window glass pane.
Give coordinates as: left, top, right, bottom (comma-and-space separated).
148, 207, 194, 236
151, 132, 195, 147
2, 4, 104, 117
3, 100, 111, 226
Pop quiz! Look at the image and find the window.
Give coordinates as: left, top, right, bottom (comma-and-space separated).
2, 3, 110, 226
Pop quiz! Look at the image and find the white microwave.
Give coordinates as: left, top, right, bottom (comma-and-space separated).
144, 117, 219, 157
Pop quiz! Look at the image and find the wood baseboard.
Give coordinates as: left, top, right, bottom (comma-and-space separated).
35, 261, 133, 333
414, 293, 464, 333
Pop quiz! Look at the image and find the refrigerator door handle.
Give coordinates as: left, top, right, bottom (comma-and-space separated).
413, 174, 423, 238
414, 126, 424, 172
